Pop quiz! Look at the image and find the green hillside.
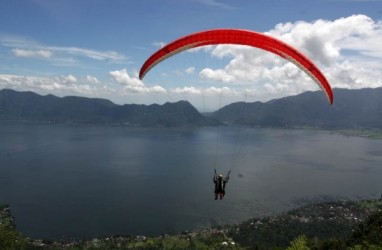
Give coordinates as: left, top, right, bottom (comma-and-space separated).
1, 199, 381, 249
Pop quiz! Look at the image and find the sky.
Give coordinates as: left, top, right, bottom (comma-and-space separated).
1, 0, 382, 111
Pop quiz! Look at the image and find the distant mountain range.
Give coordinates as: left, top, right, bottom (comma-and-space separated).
210, 88, 382, 129
0, 89, 216, 126
1, 88, 382, 129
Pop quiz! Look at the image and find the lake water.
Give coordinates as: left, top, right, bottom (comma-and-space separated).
1, 124, 382, 240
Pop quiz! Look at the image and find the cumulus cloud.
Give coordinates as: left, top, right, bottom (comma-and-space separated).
61, 74, 78, 84
198, 14, 382, 99
86, 75, 100, 84
109, 69, 166, 94
267, 15, 376, 64
171, 86, 202, 94
0, 74, 97, 96
110, 69, 145, 87
199, 68, 236, 82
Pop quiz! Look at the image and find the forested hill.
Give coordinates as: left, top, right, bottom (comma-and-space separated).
2, 199, 382, 249
210, 87, 382, 129
0, 89, 217, 126
2, 87, 382, 129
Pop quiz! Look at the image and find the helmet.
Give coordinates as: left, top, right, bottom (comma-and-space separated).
218, 174, 223, 180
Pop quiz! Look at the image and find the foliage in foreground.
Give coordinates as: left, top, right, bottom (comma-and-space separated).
1, 201, 382, 249
286, 235, 310, 250
0, 224, 25, 250
282, 210, 382, 250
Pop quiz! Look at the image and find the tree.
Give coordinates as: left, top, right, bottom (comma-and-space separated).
0, 225, 25, 250
349, 211, 382, 246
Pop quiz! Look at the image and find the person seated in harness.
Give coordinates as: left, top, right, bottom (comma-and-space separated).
213, 169, 230, 200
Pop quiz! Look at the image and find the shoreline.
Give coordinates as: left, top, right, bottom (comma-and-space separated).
2, 197, 382, 249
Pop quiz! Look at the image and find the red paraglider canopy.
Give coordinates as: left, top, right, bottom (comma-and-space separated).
139, 29, 333, 105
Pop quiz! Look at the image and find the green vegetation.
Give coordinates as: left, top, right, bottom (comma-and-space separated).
286, 235, 310, 250
349, 209, 382, 247
1, 199, 381, 249
0, 225, 25, 250
283, 210, 382, 250
22, 231, 245, 250
358, 199, 382, 210
0, 205, 25, 250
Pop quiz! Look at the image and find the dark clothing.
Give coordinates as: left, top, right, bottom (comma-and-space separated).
213, 173, 229, 200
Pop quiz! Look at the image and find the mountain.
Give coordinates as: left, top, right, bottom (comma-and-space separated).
211, 88, 382, 129
0, 89, 216, 126
2, 87, 382, 129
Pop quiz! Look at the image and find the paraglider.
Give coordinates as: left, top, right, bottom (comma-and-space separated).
213, 169, 230, 200
139, 29, 334, 200
139, 28, 333, 104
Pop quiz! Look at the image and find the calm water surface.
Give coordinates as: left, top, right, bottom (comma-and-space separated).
0, 124, 382, 240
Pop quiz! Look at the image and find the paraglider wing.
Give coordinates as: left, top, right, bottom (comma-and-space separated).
139, 29, 333, 105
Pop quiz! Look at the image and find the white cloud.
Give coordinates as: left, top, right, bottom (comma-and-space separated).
0, 74, 96, 96
204, 86, 235, 95
171, 86, 202, 94
170, 86, 237, 96
153, 41, 166, 48
149, 85, 167, 93
185, 67, 195, 74
189, 0, 236, 9
110, 69, 145, 87
199, 68, 236, 83
197, 14, 382, 99
109, 69, 166, 94
61, 74, 78, 84
1, 35, 127, 63
86, 75, 100, 84
11, 48, 53, 59
267, 15, 376, 65
52, 46, 126, 62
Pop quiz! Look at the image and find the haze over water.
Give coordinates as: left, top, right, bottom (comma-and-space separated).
1, 124, 382, 240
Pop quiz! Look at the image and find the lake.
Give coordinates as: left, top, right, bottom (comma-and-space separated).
0, 124, 382, 240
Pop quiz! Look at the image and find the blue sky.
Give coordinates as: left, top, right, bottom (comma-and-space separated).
1, 0, 382, 110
